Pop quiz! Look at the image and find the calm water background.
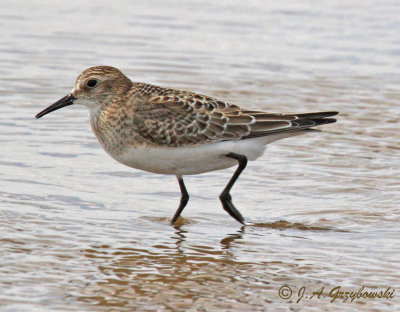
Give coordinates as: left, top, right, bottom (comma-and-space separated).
1, 0, 399, 311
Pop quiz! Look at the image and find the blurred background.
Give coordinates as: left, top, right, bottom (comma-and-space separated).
0, 0, 399, 311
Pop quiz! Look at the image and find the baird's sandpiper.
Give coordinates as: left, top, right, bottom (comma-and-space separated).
36, 66, 338, 225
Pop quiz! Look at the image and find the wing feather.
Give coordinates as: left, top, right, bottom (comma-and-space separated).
131, 83, 338, 147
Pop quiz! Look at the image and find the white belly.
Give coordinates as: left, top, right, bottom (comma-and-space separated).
109, 138, 269, 175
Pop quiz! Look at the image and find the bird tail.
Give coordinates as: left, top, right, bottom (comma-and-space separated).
295, 111, 338, 127
244, 111, 338, 139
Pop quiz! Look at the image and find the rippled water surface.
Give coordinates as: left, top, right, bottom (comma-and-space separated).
1, 1, 400, 311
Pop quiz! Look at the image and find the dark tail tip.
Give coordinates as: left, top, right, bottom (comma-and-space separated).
298, 111, 339, 119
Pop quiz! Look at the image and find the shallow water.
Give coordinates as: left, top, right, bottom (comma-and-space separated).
1, 0, 400, 311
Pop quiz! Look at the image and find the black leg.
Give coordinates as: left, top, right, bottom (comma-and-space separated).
171, 176, 189, 224
219, 152, 247, 225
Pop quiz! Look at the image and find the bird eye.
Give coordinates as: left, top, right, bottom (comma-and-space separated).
86, 79, 98, 88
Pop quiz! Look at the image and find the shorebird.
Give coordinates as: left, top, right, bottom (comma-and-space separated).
36, 66, 338, 225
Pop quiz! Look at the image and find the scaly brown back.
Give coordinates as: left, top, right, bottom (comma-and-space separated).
129, 82, 337, 147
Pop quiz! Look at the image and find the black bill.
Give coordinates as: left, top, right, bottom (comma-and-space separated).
35, 93, 76, 119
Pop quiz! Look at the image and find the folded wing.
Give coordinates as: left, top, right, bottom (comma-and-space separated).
132, 83, 338, 147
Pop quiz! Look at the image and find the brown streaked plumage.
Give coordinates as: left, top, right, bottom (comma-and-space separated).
36, 65, 338, 225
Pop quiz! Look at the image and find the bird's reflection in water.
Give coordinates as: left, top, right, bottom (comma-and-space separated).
77, 218, 344, 309
77, 220, 257, 309
220, 227, 245, 250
